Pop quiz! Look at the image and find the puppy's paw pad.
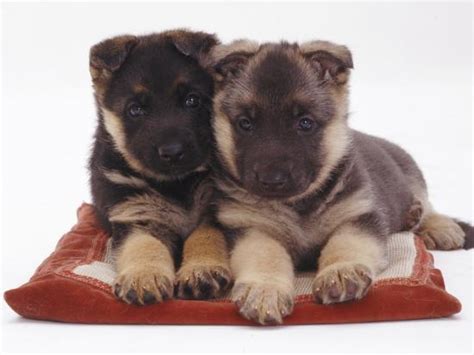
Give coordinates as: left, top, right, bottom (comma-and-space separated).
418, 214, 465, 250
313, 263, 372, 304
232, 282, 294, 325
175, 264, 232, 299
113, 268, 173, 305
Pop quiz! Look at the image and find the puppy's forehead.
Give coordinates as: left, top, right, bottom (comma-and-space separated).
252, 47, 305, 93
232, 45, 315, 107
136, 47, 188, 81
118, 41, 209, 93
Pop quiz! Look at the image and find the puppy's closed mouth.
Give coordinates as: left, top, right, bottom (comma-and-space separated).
160, 164, 207, 180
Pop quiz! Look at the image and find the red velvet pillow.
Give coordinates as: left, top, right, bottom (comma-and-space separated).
4, 204, 461, 325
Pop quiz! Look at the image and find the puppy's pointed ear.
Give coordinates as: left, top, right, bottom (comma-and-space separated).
89, 35, 138, 83
301, 41, 353, 85
208, 40, 259, 83
167, 30, 219, 64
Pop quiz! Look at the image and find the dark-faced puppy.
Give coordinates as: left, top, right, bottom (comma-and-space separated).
208, 40, 469, 324
89, 30, 231, 305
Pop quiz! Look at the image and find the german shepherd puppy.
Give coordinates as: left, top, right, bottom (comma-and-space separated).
207, 40, 471, 324
89, 30, 231, 305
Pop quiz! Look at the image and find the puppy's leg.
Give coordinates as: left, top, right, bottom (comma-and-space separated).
313, 224, 386, 304
231, 230, 295, 325
113, 228, 175, 305
416, 212, 465, 250
175, 223, 232, 299
407, 190, 465, 250
404, 198, 424, 231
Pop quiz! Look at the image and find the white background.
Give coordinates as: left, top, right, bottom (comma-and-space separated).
1, 1, 472, 353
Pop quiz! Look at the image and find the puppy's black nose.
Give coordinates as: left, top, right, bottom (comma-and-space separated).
257, 169, 289, 190
158, 142, 184, 162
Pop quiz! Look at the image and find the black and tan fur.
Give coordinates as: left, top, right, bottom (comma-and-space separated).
207, 40, 471, 324
89, 30, 231, 305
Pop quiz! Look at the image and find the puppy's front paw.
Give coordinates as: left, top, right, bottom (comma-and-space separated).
113, 267, 174, 305
232, 282, 294, 325
175, 264, 232, 299
313, 262, 372, 304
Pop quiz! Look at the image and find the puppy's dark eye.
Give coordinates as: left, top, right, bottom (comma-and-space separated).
184, 93, 201, 108
297, 117, 315, 131
238, 117, 253, 132
128, 103, 146, 118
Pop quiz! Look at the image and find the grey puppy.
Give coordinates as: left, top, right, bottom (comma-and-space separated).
206, 40, 470, 325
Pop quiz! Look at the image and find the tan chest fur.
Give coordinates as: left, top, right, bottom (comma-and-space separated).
217, 181, 374, 261
107, 171, 213, 238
